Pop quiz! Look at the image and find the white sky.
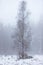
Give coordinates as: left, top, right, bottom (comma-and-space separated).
0, 0, 43, 25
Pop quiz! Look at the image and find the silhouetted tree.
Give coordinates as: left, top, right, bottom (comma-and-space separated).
12, 1, 32, 59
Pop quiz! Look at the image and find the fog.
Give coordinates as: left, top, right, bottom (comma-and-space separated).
0, 0, 43, 55
0, 0, 43, 24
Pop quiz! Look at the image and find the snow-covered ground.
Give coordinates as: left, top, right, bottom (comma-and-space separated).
0, 55, 43, 65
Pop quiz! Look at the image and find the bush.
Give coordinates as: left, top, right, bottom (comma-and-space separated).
19, 53, 33, 59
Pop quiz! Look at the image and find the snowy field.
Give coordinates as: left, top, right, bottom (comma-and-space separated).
0, 55, 43, 65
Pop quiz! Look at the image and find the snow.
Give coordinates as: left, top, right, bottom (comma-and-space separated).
0, 55, 43, 65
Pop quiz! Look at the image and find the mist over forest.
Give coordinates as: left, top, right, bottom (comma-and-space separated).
0, 17, 43, 55
0, 0, 43, 55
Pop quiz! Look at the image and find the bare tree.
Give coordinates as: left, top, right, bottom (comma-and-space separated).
12, 1, 32, 59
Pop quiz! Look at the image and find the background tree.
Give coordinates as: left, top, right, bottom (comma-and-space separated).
12, 1, 32, 59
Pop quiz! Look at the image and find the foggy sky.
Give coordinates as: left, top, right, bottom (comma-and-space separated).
0, 0, 43, 25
